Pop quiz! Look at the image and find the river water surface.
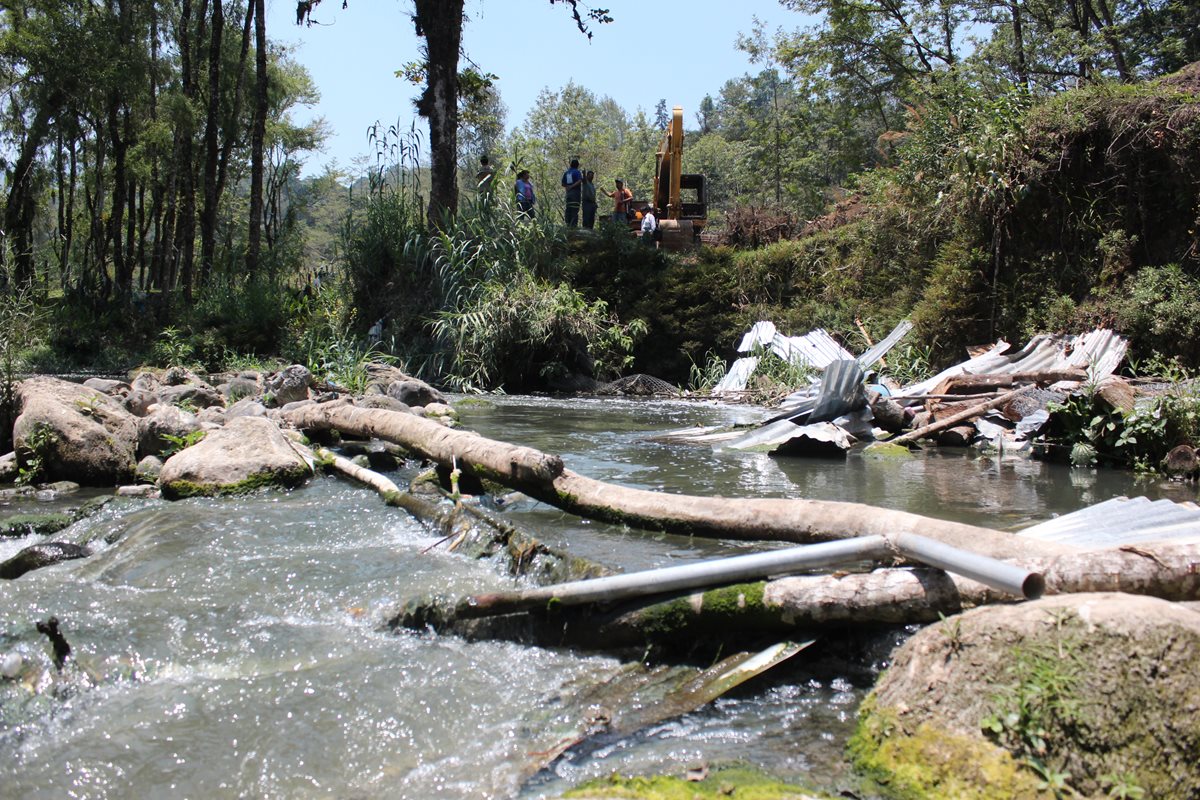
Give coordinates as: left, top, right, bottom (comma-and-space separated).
0, 396, 1179, 799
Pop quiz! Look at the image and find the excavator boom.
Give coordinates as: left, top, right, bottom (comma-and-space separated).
652, 106, 706, 248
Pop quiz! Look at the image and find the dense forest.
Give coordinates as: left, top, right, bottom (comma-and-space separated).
1, 0, 1198, 394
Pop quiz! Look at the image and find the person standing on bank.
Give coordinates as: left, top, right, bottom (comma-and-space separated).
640, 205, 658, 247
605, 179, 632, 224
561, 158, 583, 226
475, 156, 496, 198
581, 170, 598, 229
515, 170, 536, 219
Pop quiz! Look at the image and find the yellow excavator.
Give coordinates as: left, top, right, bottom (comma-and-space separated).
641, 105, 707, 249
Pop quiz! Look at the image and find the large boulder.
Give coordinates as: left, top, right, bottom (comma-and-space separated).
158, 382, 225, 410
13, 377, 138, 485
265, 364, 313, 406
137, 404, 202, 458
158, 416, 312, 499
386, 378, 447, 408
851, 593, 1200, 800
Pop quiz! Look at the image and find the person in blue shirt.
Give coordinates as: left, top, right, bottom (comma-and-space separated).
561, 158, 583, 226
515, 170, 536, 219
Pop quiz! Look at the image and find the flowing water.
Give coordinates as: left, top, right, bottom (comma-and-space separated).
0, 396, 1181, 799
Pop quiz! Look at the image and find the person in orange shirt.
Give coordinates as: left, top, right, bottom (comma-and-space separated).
605, 179, 633, 224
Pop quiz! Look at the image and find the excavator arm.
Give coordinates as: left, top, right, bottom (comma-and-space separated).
652, 106, 706, 248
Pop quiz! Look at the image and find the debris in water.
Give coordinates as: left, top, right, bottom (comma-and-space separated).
36, 616, 72, 671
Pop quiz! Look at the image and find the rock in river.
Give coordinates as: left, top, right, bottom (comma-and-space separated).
158, 416, 313, 499
851, 592, 1200, 800
14, 376, 138, 485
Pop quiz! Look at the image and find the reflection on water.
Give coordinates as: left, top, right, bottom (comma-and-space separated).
0, 396, 1172, 798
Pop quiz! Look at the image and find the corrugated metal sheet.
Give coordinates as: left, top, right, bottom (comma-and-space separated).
1019, 496, 1200, 547
712, 356, 760, 394
736, 321, 855, 369
858, 320, 914, 369
895, 329, 1128, 399
717, 320, 910, 394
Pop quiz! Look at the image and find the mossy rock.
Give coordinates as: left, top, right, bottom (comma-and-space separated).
561, 764, 829, 799
849, 697, 1049, 800
0, 513, 74, 538
852, 593, 1200, 799
861, 442, 914, 459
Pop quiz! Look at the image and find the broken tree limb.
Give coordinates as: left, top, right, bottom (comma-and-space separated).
316, 445, 452, 525
888, 384, 1037, 447
283, 402, 1070, 559
317, 444, 611, 584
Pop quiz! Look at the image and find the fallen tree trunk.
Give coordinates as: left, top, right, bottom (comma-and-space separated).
284, 402, 1070, 559
456, 532, 1042, 620
392, 541, 1200, 648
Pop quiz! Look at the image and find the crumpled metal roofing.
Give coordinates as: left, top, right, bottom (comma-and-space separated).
737, 321, 855, 369
714, 320, 913, 394
1019, 496, 1200, 547
894, 329, 1128, 399
859, 320, 914, 370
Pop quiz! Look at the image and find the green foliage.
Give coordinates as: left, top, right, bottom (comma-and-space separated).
883, 342, 936, 386
283, 283, 395, 393
1101, 265, 1200, 365
744, 344, 817, 404
0, 285, 47, 451
160, 430, 206, 458
16, 422, 57, 487
688, 351, 729, 393
981, 634, 1084, 798
1101, 773, 1146, 799
1041, 368, 1200, 472
153, 327, 199, 369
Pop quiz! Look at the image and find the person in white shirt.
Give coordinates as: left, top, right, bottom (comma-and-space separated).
640, 206, 658, 247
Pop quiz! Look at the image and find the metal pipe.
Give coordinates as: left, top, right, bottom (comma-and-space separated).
889, 532, 1044, 599
459, 535, 892, 618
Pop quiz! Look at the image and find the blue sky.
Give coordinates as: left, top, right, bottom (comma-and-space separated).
267, 0, 813, 177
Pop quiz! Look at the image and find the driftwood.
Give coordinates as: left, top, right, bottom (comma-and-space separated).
933, 368, 1087, 395
284, 402, 1070, 560
394, 541, 1200, 648
888, 384, 1037, 447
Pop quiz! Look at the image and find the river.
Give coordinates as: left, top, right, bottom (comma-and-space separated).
0, 395, 1178, 799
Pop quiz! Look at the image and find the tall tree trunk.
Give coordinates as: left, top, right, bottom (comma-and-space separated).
107, 99, 129, 295
174, 0, 205, 301
200, 0, 224, 288
1010, 0, 1028, 88
247, 0, 267, 274
1088, 0, 1131, 80
214, 0, 254, 266
3, 97, 59, 286
413, 0, 464, 227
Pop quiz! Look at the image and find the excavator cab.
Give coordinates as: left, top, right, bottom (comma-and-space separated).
651, 106, 707, 249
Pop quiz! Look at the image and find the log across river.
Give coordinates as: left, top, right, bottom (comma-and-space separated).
284, 400, 1072, 560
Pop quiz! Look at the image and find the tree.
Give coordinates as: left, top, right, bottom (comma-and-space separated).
297, 0, 611, 225
653, 98, 669, 129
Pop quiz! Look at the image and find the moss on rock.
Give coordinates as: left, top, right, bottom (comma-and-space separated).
848, 697, 1049, 800
851, 594, 1200, 799
561, 764, 829, 799
0, 513, 74, 538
